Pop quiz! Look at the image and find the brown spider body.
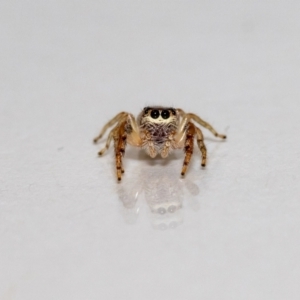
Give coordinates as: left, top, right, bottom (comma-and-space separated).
138, 107, 179, 158
94, 107, 226, 181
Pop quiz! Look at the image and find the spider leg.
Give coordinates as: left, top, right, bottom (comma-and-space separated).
181, 122, 196, 176
93, 112, 127, 143
195, 126, 207, 167
175, 109, 226, 140
126, 114, 143, 147
115, 113, 142, 179
95, 112, 142, 181
188, 113, 226, 139
114, 120, 128, 181
176, 108, 185, 117
97, 124, 119, 156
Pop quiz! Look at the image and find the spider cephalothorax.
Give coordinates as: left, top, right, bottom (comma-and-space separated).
138, 107, 179, 158
94, 106, 226, 181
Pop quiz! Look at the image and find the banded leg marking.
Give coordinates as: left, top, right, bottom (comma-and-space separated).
195, 127, 207, 167
181, 122, 195, 176
114, 121, 127, 181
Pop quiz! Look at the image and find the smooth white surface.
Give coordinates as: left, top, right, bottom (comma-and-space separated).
1, 1, 300, 299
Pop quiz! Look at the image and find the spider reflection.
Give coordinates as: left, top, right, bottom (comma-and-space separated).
116, 162, 201, 230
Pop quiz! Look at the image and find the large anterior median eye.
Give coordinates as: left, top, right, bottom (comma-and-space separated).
151, 110, 159, 119
161, 110, 170, 119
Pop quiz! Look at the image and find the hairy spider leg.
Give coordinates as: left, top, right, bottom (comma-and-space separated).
181, 122, 196, 176
93, 112, 127, 143
176, 109, 226, 140
195, 126, 207, 167
114, 120, 127, 181
126, 114, 143, 147
98, 124, 119, 156
187, 113, 226, 139
95, 112, 143, 181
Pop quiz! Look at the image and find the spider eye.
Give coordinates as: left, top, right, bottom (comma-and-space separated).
150, 110, 160, 119
144, 107, 150, 114
170, 109, 176, 115
161, 110, 170, 119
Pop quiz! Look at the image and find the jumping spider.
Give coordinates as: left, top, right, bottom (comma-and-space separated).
93, 107, 226, 181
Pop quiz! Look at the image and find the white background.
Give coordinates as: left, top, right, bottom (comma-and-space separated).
1, 1, 300, 299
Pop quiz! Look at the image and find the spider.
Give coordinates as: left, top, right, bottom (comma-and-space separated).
93, 107, 226, 181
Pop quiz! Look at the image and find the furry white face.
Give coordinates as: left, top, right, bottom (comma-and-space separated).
139, 107, 178, 125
